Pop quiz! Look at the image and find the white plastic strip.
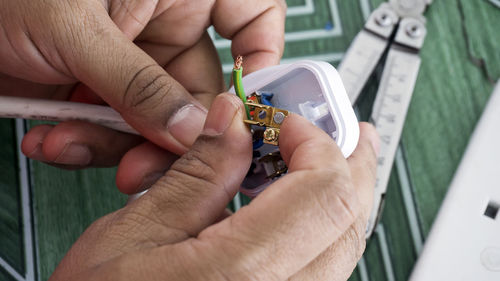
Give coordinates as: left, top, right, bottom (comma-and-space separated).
357, 257, 370, 281
489, 0, 500, 8
376, 224, 396, 281
232, 192, 242, 211
360, 0, 372, 20
286, 0, 315, 16
395, 147, 423, 254
209, 0, 343, 49
16, 119, 36, 281
0, 96, 136, 135
0, 256, 25, 281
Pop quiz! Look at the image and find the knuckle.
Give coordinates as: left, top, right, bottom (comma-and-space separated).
105, 210, 152, 237
122, 65, 181, 117
55, 2, 104, 42
148, 177, 193, 217
113, 0, 159, 27
147, 142, 221, 216
168, 142, 219, 189
30, 1, 105, 75
123, 65, 170, 107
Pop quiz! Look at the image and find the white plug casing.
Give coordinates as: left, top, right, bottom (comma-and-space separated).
409, 81, 500, 280
230, 60, 359, 195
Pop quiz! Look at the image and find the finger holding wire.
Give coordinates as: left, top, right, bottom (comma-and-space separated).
232, 55, 251, 119
212, 0, 286, 75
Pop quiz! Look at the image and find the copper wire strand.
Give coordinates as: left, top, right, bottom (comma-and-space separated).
234, 55, 243, 70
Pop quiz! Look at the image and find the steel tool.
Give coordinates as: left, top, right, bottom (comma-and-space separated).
338, 0, 433, 236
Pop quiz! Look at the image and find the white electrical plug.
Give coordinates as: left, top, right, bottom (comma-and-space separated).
230, 60, 359, 196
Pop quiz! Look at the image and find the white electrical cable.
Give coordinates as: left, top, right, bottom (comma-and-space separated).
0, 96, 138, 134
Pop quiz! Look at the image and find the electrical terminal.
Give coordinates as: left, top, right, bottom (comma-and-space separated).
244, 99, 289, 183
230, 58, 359, 196
258, 152, 288, 179
244, 101, 289, 146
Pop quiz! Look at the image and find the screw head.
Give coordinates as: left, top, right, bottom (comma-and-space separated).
263, 129, 277, 142
273, 112, 286, 124
375, 12, 393, 27
257, 109, 267, 120
405, 22, 423, 38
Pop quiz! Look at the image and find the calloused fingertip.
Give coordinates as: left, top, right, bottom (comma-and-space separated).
358, 122, 380, 157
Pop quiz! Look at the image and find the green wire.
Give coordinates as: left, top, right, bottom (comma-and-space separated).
233, 65, 251, 119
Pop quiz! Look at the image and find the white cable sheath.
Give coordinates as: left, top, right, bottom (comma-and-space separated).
0, 96, 138, 135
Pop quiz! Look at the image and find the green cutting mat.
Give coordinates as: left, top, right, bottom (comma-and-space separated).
0, 0, 499, 280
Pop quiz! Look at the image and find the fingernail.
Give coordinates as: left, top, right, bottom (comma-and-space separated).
202, 94, 241, 136
27, 143, 45, 162
54, 143, 92, 166
168, 104, 207, 148
138, 171, 164, 192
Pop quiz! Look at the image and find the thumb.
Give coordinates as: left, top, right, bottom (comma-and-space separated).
57, 4, 206, 154
128, 93, 252, 237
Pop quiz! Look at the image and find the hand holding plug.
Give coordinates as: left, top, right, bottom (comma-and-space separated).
50, 93, 379, 281
0, 0, 286, 192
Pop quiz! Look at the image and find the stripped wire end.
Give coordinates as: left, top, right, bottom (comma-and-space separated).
234, 55, 243, 70
232, 55, 251, 119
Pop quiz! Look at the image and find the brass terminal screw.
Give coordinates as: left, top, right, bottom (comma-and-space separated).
264, 128, 277, 142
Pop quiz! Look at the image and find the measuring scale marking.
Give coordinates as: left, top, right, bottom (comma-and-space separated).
339, 30, 390, 104
366, 47, 421, 233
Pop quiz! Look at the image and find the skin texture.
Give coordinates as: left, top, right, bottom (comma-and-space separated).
0, 0, 286, 192
1, 2, 381, 278
49, 94, 380, 281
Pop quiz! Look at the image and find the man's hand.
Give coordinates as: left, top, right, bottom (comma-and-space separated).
0, 0, 286, 192
49, 94, 379, 281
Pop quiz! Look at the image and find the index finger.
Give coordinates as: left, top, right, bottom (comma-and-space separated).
211, 0, 286, 74
186, 114, 367, 280
52, 2, 208, 155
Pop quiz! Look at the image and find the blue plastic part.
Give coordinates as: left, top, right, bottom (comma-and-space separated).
251, 93, 273, 150
253, 138, 264, 150
260, 93, 274, 106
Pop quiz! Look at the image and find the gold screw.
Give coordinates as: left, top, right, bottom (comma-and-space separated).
264, 129, 277, 142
